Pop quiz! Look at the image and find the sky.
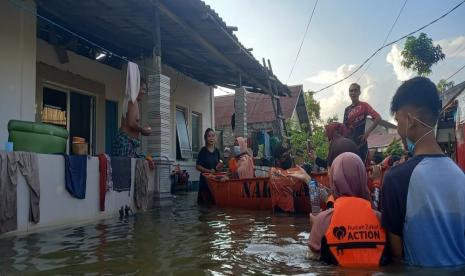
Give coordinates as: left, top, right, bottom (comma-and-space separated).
204, 0, 465, 122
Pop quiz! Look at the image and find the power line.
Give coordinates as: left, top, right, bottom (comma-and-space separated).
315, 0, 465, 94
286, 0, 319, 84
355, 0, 408, 82
445, 64, 465, 81
252, 0, 318, 134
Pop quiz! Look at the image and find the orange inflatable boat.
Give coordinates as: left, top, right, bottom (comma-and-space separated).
203, 168, 330, 214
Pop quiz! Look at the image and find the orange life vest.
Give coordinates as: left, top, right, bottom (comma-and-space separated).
325, 197, 386, 267
228, 158, 238, 173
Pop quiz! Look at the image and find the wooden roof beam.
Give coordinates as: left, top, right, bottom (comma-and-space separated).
157, 1, 269, 93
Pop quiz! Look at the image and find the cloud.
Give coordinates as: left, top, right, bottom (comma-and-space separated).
386, 44, 415, 81
308, 64, 392, 122
306, 65, 357, 84
436, 35, 465, 59
308, 64, 401, 124
214, 86, 235, 96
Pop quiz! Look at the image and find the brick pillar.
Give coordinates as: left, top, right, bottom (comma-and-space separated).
147, 74, 172, 200
234, 87, 247, 138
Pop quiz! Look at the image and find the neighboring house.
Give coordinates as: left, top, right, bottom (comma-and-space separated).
438, 80, 465, 170
366, 118, 400, 152
0, 0, 289, 233
214, 85, 309, 149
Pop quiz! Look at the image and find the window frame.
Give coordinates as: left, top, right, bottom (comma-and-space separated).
41, 82, 97, 155
175, 106, 192, 160
191, 111, 202, 159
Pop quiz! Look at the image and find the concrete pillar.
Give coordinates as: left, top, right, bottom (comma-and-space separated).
234, 87, 247, 138
147, 74, 172, 201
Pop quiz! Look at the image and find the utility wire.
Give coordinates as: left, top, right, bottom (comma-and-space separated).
286, 0, 319, 84
315, 0, 465, 94
355, 0, 408, 82
445, 64, 465, 81
251, 0, 318, 127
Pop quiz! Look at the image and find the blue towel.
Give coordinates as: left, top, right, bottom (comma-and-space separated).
111, 157, 131, 192
64, 155, 87, 199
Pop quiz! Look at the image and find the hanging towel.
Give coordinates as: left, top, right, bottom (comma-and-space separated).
122, 62, 140, 118
111, 157, 131, 192
64, 155, 87, 199
134, 159, 150, 210
98, 153, 114, 211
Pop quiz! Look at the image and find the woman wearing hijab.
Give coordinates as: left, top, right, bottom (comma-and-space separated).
232, 137, 254, 179
289, 152, 387, 267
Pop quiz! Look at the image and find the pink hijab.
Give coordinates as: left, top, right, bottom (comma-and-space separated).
236, 137, 254, 179
309, 152, 371, 252
329, 152, 371, 201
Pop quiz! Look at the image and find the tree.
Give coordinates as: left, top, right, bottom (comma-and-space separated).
303, 91, 321, 128
326, 114, 339, 124
287, 91, 329, 163
437, 79, 455, 94
401, 33, 445, 76
385, 139, 404, 157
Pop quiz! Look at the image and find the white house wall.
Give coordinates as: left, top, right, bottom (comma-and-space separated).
0, 0, 37, 148
36, 38, 126, 118
164, 66, 214, 181
14, 154, 136, 234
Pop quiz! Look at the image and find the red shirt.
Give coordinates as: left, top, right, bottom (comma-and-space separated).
343, 101, 380, 145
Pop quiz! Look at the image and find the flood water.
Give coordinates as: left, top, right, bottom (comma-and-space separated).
1, 193, 464, 275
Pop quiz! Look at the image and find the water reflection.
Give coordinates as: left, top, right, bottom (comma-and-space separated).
0, 193, 464, 275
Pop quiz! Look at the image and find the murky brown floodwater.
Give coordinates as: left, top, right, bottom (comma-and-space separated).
1, 193, 464, 275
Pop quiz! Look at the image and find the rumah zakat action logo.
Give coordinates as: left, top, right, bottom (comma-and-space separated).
333, 226, 347, 240
333, 224, 381, 240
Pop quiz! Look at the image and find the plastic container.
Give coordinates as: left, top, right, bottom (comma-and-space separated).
5, 142, 13, 152
309, 179, 321, 215
8, 120, 68, 154
372, 187, 380, 210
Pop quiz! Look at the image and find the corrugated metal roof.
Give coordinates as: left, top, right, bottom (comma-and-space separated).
35, 0, 290, 95
215, 85, 304, 128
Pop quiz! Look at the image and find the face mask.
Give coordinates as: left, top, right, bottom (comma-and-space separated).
233, 146, 241, 156
404, 114, 434, 155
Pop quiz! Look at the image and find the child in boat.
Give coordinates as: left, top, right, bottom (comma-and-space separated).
290, 152, 387, 267
196, 128, 223, 204
231, 137, 254, 179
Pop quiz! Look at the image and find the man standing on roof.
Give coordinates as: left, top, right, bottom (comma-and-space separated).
343, 83, 381, 164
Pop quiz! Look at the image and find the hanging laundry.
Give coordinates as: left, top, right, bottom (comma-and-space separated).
64, 155, 87, 199
122, 62, 140, 118
111, 157, 131, 192
263, 131, 271, 158
1, 151, 40, 234
104, 154, 113, 191
98, 153, 114, 211
0, 152, 17, 233
134, 159, 150, 210
98, 154, 107, 211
